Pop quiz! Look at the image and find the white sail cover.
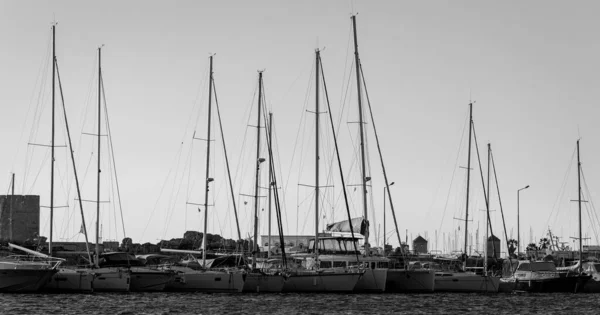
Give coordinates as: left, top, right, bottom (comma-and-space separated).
325, 217, 367, 235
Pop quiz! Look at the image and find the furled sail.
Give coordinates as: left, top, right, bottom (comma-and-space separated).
325, 217, 367, 235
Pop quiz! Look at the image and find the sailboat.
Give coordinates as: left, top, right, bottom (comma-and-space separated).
344, 14, 435, 293
84, 46, 131, 292
503, 140, 590, 293
282, 48, 363, 293
241, 72, 285, 293
433, 103, 499, 293
162, 56, 244, 293
41, 24, 95, 293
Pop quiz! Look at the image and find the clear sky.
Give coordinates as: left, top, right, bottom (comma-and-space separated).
1, 1, 600, 255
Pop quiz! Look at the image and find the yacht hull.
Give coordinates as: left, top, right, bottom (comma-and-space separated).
282, 272, 362, 292
513, 274, 590, 293
386, 269, 435, 292
0, 269, 57, 292
92, 267, 131, 292
354, 269, 387, 292
434, 272, 499, 292
165, 268, 245, 293
129, 268, 174, 292
242, 273, 285, 292
45, 268, 94, 293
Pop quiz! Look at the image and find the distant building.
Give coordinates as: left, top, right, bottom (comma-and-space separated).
487, 235, 501, 258
413, 235, 428, 254
0, 195, 40, 243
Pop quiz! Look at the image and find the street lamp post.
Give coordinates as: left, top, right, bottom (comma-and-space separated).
383, 182, 395, 255
517, 185, 530, 255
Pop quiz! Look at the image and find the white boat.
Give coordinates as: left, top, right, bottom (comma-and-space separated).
434, 271, 499, 293
92, 267, 131, 292
386, 261, 435, 293
45, 268, 94, 293
282, 270, 362, 292
0, 251, 59, 292
165, 266, 244, 293
99, 252, 174, 291
242, 272, 286, 293
301, 236, 387, 292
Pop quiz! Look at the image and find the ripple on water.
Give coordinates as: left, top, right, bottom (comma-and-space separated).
1, 292, 600, 315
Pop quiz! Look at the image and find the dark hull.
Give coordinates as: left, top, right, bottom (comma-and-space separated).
0, 269, 57, 292
130, 269, 175, 292
514, 275, 590, 293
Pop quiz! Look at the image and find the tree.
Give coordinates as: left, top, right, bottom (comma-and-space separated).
507, 239, 518, 255
526, 243, 538, 251
538, 238, 551, 250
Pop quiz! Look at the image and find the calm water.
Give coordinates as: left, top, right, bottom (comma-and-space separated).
1, 292, 599, 314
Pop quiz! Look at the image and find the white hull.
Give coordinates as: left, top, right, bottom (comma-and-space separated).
434, 272, 499, 292
386, 269, 435, 292
282, 271, 362, 292
242, 273, 285, 292
45, 268, 94, 293
354, 269, 387, 292
166, 268, 245, 292
92, 267, 131, 292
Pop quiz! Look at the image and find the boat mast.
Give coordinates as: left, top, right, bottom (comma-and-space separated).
464, 103, 473, 263
202, 55, 214, 268
49, 24, 56, 256
252, 71, 264, 270
314, 50, 321, 259
351, 15, 370, 253
485, 143, 490, 275
95, 46, 102, 267
577, 139, 582, 275
267, 112, 273, 259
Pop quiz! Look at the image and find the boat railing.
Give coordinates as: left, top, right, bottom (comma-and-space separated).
3, 254, 63, 269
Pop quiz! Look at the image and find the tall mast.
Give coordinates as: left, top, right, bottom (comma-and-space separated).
485, 143, 490, 275
577, 139, 582, 275
252, 71, 263, 270
314, 50, 321, 259
351, 15, 370, 252
267, 112, 273, 259
202, 56, 214, 268
49, 24, 56, 256
464, 103, 473, 261
95, 46, 102, 266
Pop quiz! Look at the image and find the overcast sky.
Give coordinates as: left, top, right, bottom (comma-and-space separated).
2, 1, 600, 254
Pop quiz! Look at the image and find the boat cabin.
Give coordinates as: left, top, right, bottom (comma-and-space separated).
306, 236, 361, 255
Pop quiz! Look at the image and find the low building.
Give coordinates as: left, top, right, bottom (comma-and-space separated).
487, 235, 501, 258
0, 195, 40, 243
413, 235, 428, 254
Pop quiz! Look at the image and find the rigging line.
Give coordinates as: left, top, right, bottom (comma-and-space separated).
283, 61, 315, 202
143, 140, 184, 240
471, 122, 494, 246
320, 54, 359, 258
545, 146, 577, 230
54, 57, 92, 263
437, 111, 469, 238
211, 79, 241, 241
100, 71, 127, 239
581, 168, 600, 244
23, 37, 52, 192
14, 29, 52, 182
359, 64, 403, 253
491, 149, 513, 270
271, 117, 289, 232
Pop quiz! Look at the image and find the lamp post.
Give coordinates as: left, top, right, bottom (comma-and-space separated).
517, 185, 530, 255
383, 182, 395, 255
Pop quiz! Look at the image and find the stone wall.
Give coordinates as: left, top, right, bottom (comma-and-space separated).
0, 195, 40, 243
